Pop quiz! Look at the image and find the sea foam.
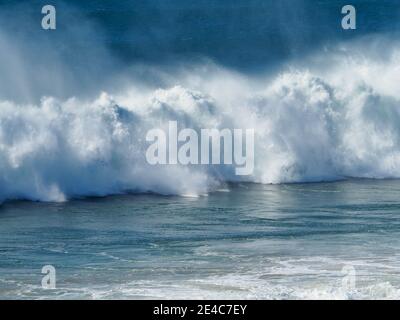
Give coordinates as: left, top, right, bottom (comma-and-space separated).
1, 45, 400, 202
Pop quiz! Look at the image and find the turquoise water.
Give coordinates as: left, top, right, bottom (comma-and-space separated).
1, 180, 400, 299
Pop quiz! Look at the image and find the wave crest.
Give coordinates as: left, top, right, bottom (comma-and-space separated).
2, 47, 400, 202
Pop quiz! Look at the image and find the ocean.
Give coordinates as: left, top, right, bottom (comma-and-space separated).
1, 0, 400, 299
2, 180, 400, 299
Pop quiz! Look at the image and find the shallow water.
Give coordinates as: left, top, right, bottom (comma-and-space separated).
1, 179, 400, 299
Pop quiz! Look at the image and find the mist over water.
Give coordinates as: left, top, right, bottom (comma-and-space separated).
3, 0, 400, 301
2, 0, 400, 102
1, 1, 400, 202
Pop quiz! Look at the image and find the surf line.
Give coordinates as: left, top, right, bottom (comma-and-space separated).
145, 121, 255, 176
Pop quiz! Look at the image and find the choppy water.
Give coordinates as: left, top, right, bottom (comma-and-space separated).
1, 180, 400, 299
2, 0, 400, 300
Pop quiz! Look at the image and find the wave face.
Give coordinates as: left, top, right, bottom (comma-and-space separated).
1, 44, 400, 202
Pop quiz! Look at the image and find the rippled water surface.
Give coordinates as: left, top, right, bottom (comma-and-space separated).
1, 180, 400, 299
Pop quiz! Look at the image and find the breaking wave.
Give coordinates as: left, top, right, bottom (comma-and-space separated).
2, 44, 400, 202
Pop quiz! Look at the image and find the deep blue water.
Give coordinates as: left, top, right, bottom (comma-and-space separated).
1, 0, 400, 102
2, 0, 400, 69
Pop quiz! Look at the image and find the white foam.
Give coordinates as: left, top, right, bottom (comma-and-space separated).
2, 43, 400, 202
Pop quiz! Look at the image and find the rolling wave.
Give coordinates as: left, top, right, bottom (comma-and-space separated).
1, 44, 400, 202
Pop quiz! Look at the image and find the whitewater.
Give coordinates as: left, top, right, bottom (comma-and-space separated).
1, 43, 400, 202
4, 0, 400, 302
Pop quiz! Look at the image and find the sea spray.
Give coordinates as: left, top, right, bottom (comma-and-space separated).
1, 46, 400, 202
